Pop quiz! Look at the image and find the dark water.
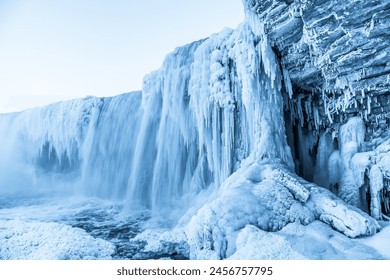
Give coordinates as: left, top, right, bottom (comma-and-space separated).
0, 192, 188, 260
63, 206, 188, 259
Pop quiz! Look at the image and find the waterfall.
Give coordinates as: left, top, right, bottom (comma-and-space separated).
0, 22, 293, 215
0, 11, 384, 261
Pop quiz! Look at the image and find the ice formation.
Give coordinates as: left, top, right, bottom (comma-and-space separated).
229, 221, 383, 260
0, 0, 389, 260
0, 220, 115, 260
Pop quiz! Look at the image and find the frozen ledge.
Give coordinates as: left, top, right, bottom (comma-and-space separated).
181, 162, 381, 259
307, 186, 381, 238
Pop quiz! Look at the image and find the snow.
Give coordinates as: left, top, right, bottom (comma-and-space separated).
184, 162, 314, 259
306, 187, 379, 238
230, 225, 307, 260
378, 153, 390, 178
362, 222, 390, 259
0, 220, 115, 260
183, 161, 379, 259
132, 228, 189, 259
230, 221, 382, 260
130, 216, 385, 260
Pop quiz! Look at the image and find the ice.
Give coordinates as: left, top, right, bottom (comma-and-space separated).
14, 97, 102, 170
350, 152, 372, 188
229, 225, 307, 260
132, 228, 189, 259
0, 220, 115, 260
313, 116, 390, 221
369, 164, 384, 220
134, 212, 384, 260
339, 117, 366, 155
306, 187, 379, 238
378, 153, 390, 179
230, 221, 382, 260
327, 150, 342, 186
184, 162, 315, 259
331, 117, 367, 207
182, 159, 379, 259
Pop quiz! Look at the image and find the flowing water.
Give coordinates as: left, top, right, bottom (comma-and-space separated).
0, 191, 189, 259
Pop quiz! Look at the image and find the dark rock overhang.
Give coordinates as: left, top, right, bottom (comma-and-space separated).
243, 0, 390, 131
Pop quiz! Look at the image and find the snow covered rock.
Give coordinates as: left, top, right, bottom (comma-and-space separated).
184, 161, 380, 259
306, 186, 379, 238
229, 221, 383, 260
0, 220, 115, 260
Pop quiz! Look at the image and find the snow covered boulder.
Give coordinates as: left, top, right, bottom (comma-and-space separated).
306, 187, 379, 238
229, 221, 383, 260
184, 162, 380, 259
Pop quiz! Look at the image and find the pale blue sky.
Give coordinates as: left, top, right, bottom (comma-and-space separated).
0, 0, 244, 112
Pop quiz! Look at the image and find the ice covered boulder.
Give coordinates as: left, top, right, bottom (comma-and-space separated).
229, 221, 384, 260
184, 162, 380, 259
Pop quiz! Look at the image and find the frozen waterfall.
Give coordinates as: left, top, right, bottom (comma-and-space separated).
0, 22, 294, 214
0, 11, 387, 260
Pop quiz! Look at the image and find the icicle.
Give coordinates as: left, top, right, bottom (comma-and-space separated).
282, 64, 293, 99
326, 102, 334, 124
297, 96, 304, 126
350, 152, 372, 188
339, 117, 365, 156
369, 165, 384, 220
337, 117, 368, 207
313, 106, 321, 130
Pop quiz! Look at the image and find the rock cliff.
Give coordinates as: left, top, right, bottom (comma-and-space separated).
243, 0, 390, 219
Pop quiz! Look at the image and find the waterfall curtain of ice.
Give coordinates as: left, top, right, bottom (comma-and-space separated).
1, 7, 388, 261
0, 22, 293, 221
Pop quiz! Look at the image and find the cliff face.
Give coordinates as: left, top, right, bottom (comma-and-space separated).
243, 0, 390, 219
244, 0, 390, 129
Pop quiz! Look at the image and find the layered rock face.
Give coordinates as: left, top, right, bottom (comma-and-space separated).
245, 1, 390, 87
244, 0, 390, 124
243, 0, 390, 219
